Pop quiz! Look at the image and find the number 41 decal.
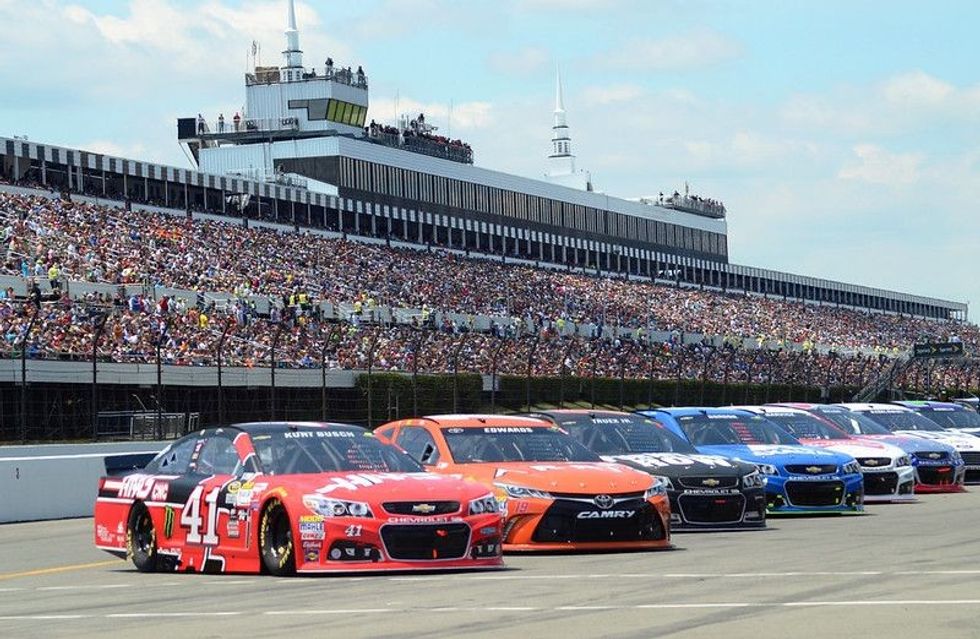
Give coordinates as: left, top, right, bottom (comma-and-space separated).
181, 485, 221, 545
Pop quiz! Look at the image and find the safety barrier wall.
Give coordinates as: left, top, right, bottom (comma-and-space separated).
0, 442, 167, 523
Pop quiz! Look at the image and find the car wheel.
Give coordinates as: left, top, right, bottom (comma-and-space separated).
127, 502, 160, 573
260, 500, 295, 576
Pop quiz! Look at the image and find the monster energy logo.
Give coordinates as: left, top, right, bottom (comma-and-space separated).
163, 506, 175, 539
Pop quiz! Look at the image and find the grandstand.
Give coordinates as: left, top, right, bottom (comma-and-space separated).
0, 0, 975, 441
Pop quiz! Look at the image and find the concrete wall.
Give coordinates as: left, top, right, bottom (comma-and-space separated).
0, 442, 168, 523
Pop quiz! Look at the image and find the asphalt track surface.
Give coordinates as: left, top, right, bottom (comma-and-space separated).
3, 492, 980, 639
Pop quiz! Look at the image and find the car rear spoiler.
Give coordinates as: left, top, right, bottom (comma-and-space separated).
103, 452, 159, 476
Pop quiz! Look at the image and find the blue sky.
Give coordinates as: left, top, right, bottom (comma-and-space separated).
1, 0, 977, 321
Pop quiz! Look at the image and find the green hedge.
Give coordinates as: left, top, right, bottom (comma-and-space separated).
494, 375, 850, 409
354, 372, 859, 424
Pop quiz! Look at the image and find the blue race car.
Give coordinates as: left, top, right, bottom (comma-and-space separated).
894, 400, 980, 436
641, 408, 864, 514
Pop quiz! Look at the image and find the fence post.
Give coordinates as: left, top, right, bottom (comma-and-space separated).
824, 354, 836, 404
216, 316, 235, 426
411, 329, 423, 416
720, 349, 734, 406
744, 355, 758, 404
699, 347, 715, 406
155, 316, 171, 440
91, 312, 110, 440
365, 330, 381, 428
489, 337, 507, 414
320, 324, 341, 421
764, 350, 779, 403
673, 347, 685, 407
19, 305, 40, 443
558, 339, 577, 409
270, 320, 284, 420
589, 340, 600, 409
525, 334, 539, 412
451, 332, 470, 413
646, 341, 659, 409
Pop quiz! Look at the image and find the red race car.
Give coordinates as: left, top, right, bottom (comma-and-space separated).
94, 422, 504, 575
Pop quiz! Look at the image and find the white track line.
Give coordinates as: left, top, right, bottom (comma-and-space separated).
5, 600, 980, 621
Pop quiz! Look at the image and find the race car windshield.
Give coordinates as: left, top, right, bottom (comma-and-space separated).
442, 427, 601, 463
761, 413, 849, 440
815, 409, 891, 436
676, 414, 799, 446
918, 408, 980, 430
252, 429, 423, 475
861, 411, 946, 432
561, 415, 699, 455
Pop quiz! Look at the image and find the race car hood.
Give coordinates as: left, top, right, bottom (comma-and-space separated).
892, 430, 980, 452
851, 434, 957, 456
599, 452, 754, 479
691, 444, 851, 468
795, 438, 906, 461
457, 461, 654, 494
290, 471, 490, 502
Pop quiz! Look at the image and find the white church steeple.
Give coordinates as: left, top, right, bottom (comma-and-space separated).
282, 0, 304, 72
546, 65, 593, 191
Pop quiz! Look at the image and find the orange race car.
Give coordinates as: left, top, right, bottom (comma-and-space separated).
376, 415, 671, 552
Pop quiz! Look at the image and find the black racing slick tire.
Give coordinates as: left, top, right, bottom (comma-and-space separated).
260, 500, 296, 576
127, 502, 160, 573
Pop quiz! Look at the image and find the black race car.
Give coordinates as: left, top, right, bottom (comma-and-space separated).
527, 410, 767, 531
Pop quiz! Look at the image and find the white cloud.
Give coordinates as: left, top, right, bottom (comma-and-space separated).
582, 84, 645, 106
487, 46, 551, 75
881, 70, 955, 107
368, 97, 494, 131
781, 70, 980, 137
838, 144, 921, 187
592, 29, 742, 71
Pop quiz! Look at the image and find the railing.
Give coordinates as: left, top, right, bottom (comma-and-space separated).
663, 195, 726, 219
365, 129, 474, 165
227, 168, 309, 189
192, 116, 300, 137
245, 66, 368, 89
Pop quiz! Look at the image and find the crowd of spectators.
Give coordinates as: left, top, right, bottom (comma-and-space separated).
1, 191, 975, 355
0, 188, 976, 396
2, 295, 975, 397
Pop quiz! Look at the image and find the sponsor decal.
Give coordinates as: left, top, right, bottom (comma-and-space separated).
603, 453, 735, 469
480, 526, 498, 535
96, 524, 114, 544
284, 430, 356, 439
226, 519, 240, 539
304, 548, 320, 563
227, 481, 242, 494
411, 503, 437, 514
116, 475, 157, 500
150, 482, 169, 502
163, 506, 175, 540
299, 515, 326, 540
805, 466, 824, 474
316, 473, 442, 494
387, 516, 457, 524
746, 445, 835, 457
481, 427, 534, 434
701, 478, 721, 487
577, 510, 636, 519
863, 459, 880, 466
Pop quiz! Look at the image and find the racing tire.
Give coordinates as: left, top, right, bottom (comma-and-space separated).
260, 500, 296, 576
127, 502, 160, 573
